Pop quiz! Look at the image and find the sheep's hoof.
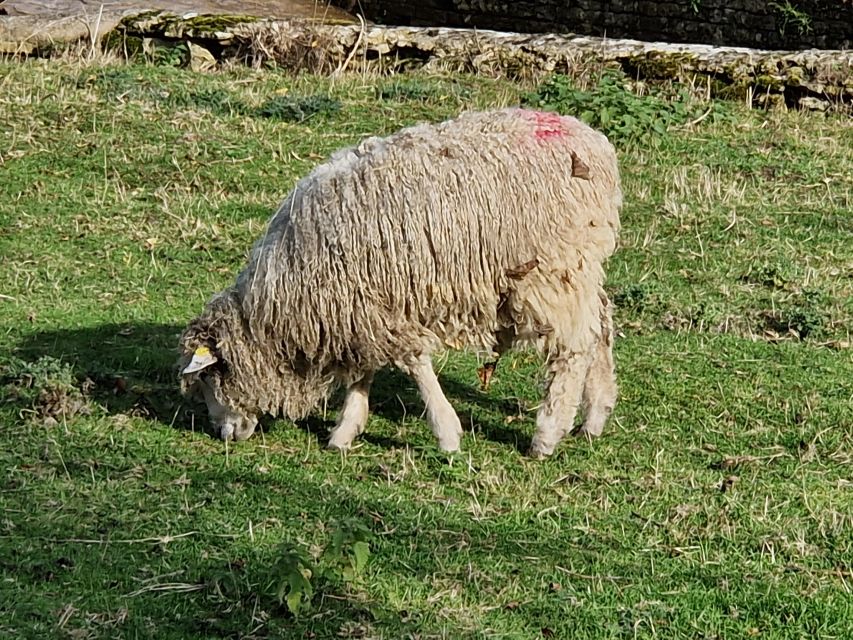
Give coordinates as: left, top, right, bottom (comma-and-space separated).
577, 407, 612, 438
527, 442, 555, 459
574, 422, 605, 439
437, 439, 461, 453
574, 427, 601, 439
327, 440, 352, 452
220, 420, 258, 442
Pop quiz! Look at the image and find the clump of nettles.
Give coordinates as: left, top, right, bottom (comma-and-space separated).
256, 93, 341, 123
741, 261, 800, 291
268, 518, 372, 616
761, 290, 828, 340
379, 79, 442, 101
523, 70, 727, 143
740, 264, 828, 340
207, 518, 373, 618
174, 88, 245, 116
0, 356, 92, 422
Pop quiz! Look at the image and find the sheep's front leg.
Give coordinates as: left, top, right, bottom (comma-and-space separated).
328, 373, 374, 450
401, 354, 463, 452
529, 349, 594, 458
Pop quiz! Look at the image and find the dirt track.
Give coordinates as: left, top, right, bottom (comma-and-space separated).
0, 0, 352, 20
0, 0, 354, 53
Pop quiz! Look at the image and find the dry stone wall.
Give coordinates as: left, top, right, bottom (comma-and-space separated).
336, 0, 853, 50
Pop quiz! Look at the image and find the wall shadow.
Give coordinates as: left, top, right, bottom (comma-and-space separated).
1, 450, 644, 638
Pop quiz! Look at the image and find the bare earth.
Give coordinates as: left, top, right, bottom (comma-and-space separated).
0, 0, 354, 52
0, 0, 353, 20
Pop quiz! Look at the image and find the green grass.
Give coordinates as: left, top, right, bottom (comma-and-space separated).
1, 59, 851, 639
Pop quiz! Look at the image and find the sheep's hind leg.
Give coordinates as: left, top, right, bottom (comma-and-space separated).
529, 349, 594, 458
578, 299, 617, 438
401, 354, 463, 452
328, 373, 374, 450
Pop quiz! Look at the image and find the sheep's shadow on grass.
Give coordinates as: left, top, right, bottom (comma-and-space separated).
369, 367, 531, 453
12, 323, 532, 451
12, 322, 186, 425
272, 367, 528, 452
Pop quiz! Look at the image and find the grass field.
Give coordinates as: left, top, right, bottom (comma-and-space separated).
1, 57, 851, 639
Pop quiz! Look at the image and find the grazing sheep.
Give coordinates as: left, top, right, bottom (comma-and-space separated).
179, 107, 621, 457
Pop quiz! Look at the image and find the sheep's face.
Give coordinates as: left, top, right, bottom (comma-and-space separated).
180, 345, 258, 442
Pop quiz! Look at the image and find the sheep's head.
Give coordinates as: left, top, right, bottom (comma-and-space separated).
178, 292, 259, 442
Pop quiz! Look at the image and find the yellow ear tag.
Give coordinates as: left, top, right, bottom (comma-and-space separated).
182, 346, 218, 375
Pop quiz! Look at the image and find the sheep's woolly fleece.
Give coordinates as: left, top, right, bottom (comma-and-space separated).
180, 108, 622, 420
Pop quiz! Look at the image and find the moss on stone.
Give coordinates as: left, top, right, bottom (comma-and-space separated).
102, 31, 145, 59
168, 14, 259, 35
119, 12, 258, 39
627, 52, 697, 79
754, 74, 785, 90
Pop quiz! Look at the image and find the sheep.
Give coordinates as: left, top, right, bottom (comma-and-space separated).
179, 107, 622, 457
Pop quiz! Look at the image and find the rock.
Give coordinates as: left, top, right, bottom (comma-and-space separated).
1, 7, 850, 108
202, 19, 851, 106
798, 95, 830, 111
187, 41, 216, 71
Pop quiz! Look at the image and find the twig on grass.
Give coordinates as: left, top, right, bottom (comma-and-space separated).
125, 582, 205, 597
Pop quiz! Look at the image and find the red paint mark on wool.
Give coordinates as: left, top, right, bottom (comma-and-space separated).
526, 110, 568, 141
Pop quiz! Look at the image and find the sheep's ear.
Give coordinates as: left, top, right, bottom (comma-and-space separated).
182, 345, 218, 374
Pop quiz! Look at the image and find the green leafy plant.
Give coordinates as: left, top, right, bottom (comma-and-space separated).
741, 262, 800, 290
268, 519, 372, 616
770, 0, 813, 36
256, 93, 341, 122
268, 544, 316, 616
148, 41, 191, 68
321, 518, 372, 584
75, 66, 141, 96
763, 289, 828, 339
523, 71, 725, 143
159, 87, 248, 117
613, 283, 660, 312
379, 79, 442, 101
1, 356, 91, 419
1, 356, 77, 398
